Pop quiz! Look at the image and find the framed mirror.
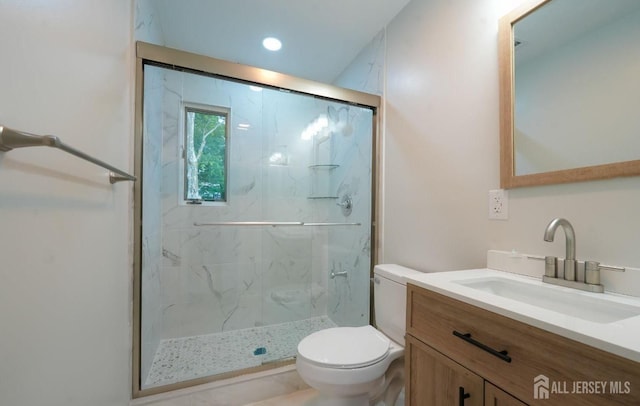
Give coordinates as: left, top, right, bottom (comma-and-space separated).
499, 0, 640, 188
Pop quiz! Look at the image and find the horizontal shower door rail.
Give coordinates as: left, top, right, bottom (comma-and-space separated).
194, 221, 361, 227
302, 222, 361, 227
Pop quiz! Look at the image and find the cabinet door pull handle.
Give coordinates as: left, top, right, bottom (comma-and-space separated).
459, 386, 471, 406
453, 330, 512, 363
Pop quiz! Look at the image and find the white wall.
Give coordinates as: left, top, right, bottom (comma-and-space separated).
0, 1, 133, 406
383, 0, 515, 270
383, 0, 640, 273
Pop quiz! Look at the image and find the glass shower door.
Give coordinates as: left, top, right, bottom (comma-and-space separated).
139, 61, 375, 390
254, 86, 322, 365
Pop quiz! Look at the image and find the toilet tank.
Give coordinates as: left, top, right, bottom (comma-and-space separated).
373, 264, 424, 345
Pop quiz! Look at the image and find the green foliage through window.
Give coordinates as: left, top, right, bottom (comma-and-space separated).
184, 106, 228, 202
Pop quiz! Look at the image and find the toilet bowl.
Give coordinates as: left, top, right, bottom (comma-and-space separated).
296, 264, 423, 406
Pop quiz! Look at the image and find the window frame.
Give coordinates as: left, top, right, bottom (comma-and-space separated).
179, 102, 230, 206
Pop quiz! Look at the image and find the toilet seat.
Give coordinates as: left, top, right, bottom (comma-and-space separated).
297, 325, 390, 369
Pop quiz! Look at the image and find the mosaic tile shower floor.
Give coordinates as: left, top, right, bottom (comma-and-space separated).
145, 316, 337, 387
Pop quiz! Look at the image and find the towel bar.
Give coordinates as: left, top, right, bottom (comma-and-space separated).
0, 125, 136, 184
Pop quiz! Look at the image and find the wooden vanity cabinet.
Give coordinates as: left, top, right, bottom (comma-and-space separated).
405, 284, 640, 406
406, 334, 524, 406
485, 382, 528, 406
406, 334, 483, 405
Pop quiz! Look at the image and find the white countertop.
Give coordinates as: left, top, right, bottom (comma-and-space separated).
406, 268, 640, 363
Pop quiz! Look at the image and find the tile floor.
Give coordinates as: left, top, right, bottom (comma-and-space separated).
245, 388, 318, 405
247, 388, 405, 406
145, 316, 336, 387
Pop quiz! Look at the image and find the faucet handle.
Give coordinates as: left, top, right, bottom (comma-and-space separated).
585, 261, 601, 285
544, 256, 557, 278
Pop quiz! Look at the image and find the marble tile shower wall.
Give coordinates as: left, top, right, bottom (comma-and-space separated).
141, 64, 373, 373
327, 106, 373, 326
141, 66, 165, 382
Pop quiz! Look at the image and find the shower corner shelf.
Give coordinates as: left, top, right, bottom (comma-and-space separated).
308, 164, 340, 170
308, 163, 339, 200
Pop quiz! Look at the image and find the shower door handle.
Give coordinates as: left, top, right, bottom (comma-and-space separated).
330, 270, 348, 279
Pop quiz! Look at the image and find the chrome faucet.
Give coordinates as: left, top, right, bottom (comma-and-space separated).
543, 218, 576, 281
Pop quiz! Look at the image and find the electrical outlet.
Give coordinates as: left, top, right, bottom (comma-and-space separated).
489, 189, 508, 220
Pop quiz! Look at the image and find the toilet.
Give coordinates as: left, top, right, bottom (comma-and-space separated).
296, 264, 422, 406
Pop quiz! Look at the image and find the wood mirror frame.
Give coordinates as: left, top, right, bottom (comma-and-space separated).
498, 0, 640, 189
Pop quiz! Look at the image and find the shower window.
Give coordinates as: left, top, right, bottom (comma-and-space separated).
183, 105, 229, 203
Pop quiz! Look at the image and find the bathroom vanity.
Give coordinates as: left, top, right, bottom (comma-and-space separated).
404, 269, 640, 405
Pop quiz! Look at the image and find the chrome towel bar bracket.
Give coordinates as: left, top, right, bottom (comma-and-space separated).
0, 125, 136, 184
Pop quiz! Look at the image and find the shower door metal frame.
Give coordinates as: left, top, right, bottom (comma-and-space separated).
132, 41, 382, 398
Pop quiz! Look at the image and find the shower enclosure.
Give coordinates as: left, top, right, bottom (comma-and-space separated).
133, 43, 379, 395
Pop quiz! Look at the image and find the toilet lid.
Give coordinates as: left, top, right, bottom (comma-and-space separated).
297, 325, 390, 369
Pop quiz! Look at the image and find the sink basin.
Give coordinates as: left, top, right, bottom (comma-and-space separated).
454, 276, 640, 324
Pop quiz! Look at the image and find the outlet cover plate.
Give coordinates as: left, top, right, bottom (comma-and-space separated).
489, 189, 508, 220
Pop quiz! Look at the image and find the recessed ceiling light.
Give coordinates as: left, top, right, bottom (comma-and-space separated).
262, 37, 282, 51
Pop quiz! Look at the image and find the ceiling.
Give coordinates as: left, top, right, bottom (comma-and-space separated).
150, 0, 412, 83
